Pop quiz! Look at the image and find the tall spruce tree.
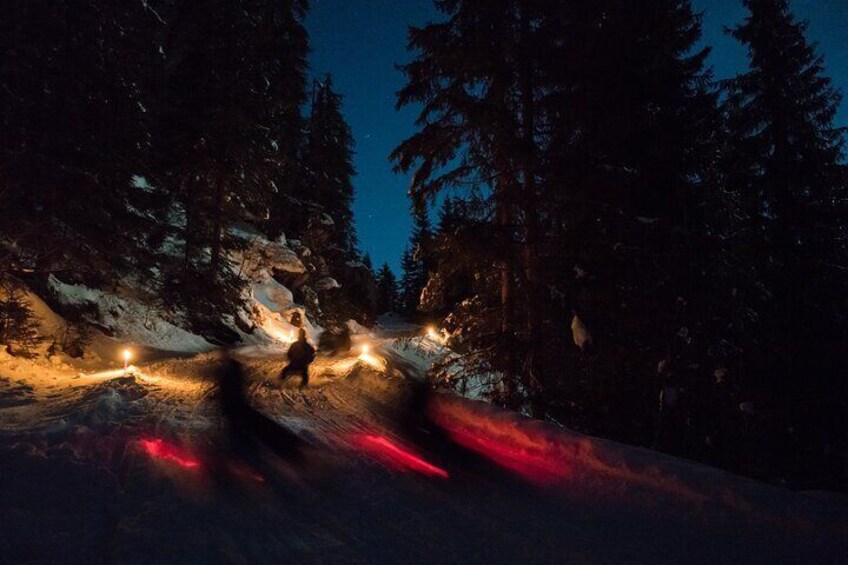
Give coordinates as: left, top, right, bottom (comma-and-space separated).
0, 279, 41, 356
538, 0, 724, 448
723, 0, 847, 485
0, 0, 164, 283
303, 75, 359, 258
395, 0, 725, 422
724, 0, 846, 361
376, 263, 399, 314
154, 0, 309, 335
392, 0, 530, 408
398, 206, 433, 316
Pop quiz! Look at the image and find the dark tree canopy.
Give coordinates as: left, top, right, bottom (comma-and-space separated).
394, 0, 847, 489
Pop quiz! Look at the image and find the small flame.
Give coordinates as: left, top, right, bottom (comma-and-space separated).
362, 344, 370, 354
122, 348, 132, 362
426, 326, 445, 344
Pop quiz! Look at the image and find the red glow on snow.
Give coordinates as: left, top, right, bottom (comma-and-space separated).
353, 434, 449, 479
139, 438, 201, 470
440, 424, 569, 485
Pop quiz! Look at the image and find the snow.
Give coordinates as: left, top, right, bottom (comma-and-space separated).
0, 317, 845, 563
382, 331, 448, 375
252, 269, 295, 312
130, 174, 154, 192
48, 275, 213, 353
232, 228, 306, 275
428, 391, 848, 548
376, 312, 420, 333
315, 277, 341, 290
226, 228, 323, 348
346, 319, 369, 335
376, 318, 496, 401
242, 268, 320, 347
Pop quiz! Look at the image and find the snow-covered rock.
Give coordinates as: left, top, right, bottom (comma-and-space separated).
48, 276, 212, 353
316, 277, 341, 291
346, 319, 369, 335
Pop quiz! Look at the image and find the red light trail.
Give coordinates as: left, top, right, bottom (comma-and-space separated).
439, 425, 570, 485
139, 438, 201, 470
353, 434, 449, 479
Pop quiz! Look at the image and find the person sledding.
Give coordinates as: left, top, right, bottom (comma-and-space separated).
280, 328, 315, 389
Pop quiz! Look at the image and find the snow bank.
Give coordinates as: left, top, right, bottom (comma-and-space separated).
376, 313, 420, 333
428, 394, 848, 537
384, 334, 445, 375
48, 276, 213, 353
346, 319, 369, 335
382, 329, 496, 400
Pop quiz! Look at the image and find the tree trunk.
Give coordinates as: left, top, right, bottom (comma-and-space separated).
209, 173, 226, 278
183, 178, 196, 272
518, 0, 546, 419
497, 193, 518, 406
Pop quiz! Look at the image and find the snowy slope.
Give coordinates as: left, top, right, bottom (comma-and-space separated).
48, 275, 213, 353
0, 342, 845, 563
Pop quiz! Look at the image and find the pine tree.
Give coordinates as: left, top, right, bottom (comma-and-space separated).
398, 206, 433, 316
539, 0, 723, 442
722, 0, 847, 484
0, 0, 164, 283
376, 263, 399, 314
361, 253, 374, 275
724, 0, 846, 370
395, 0, 725, 421
153, 0, 310, 335
398, 246, 418, 314
303, 75, 359, 258
437, 197, 467, 235
427, 196, 477, 319
0, 279, 41, 356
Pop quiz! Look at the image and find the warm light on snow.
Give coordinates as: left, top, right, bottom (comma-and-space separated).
426, 326, 447, 345
358, 344, 386, 371
272, 329, 296, 344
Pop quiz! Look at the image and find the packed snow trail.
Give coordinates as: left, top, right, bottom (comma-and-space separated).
1, 337, 846, 564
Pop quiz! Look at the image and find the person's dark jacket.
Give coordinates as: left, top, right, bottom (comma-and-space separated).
287, 339, 315, 368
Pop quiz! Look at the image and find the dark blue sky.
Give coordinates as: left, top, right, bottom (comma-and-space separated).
306, 0, 848, 274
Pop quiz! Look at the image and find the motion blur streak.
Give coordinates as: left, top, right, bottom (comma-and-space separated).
139, 438, 201, 470
353, 434, 449, 479
440, 425, 569, 485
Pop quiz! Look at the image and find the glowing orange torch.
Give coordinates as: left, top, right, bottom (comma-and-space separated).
122, 348, 132, 372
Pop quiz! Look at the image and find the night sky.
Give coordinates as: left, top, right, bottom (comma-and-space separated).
306, 0, 848, 274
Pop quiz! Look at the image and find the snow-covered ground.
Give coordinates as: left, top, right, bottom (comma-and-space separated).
1, 301, 846, 563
